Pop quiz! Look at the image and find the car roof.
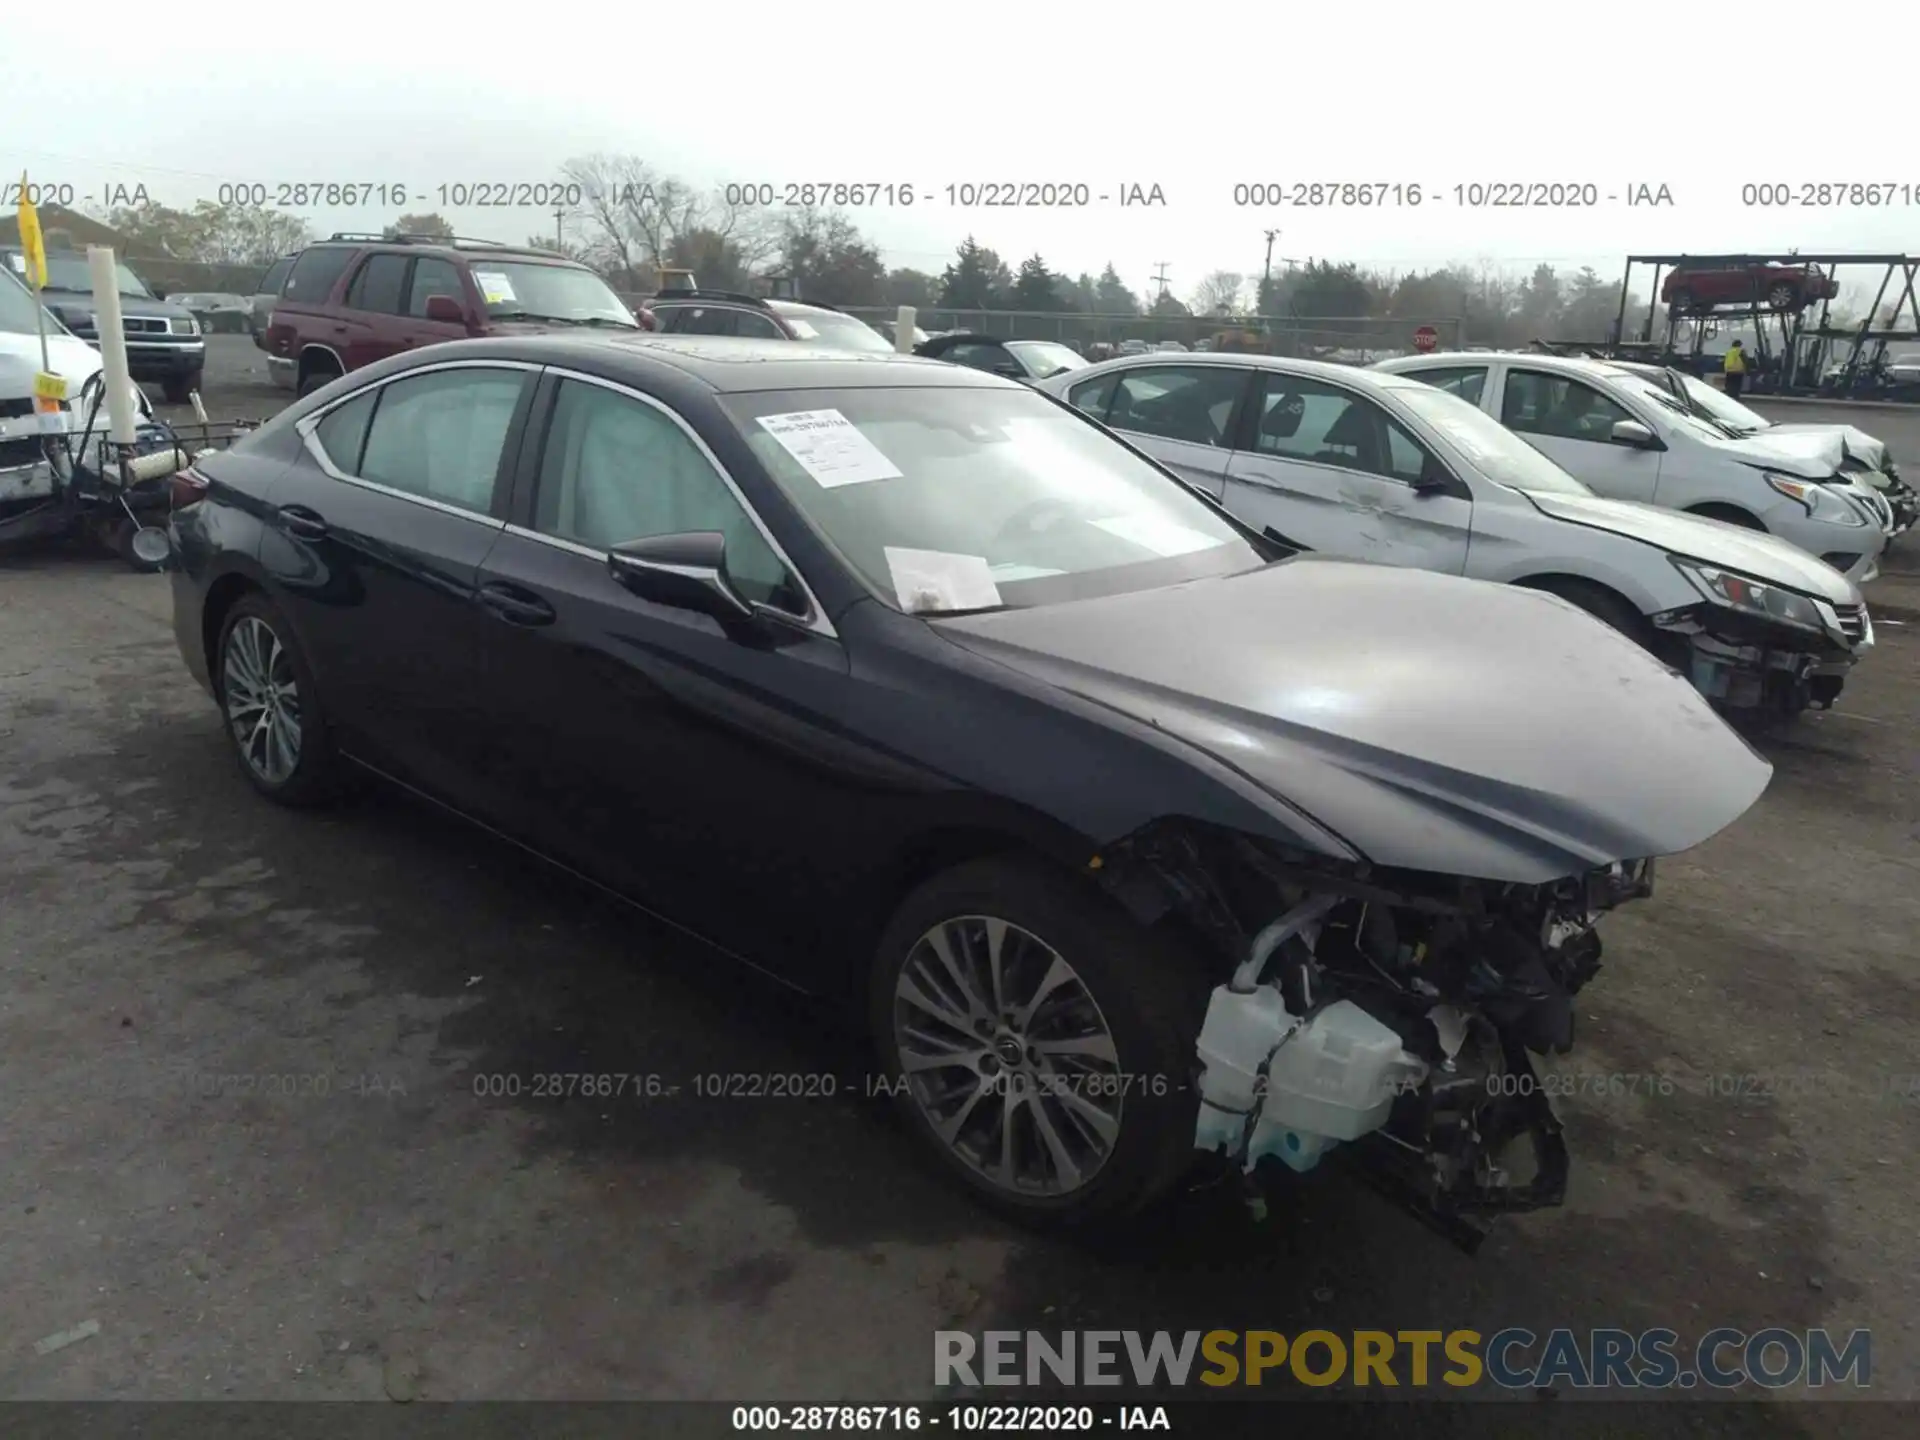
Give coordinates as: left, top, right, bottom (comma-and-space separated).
1384, 350, 1632, 380
371, 333, 1024, 393
304, 236, 586, 266
1076, 350, 1413, 390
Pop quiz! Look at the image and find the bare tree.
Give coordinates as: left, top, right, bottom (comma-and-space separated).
1192, 270, 1246, 315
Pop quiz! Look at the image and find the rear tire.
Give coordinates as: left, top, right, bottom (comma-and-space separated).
868, 857, 1205, 1230
1767, 283, 1797, 311
214, 593, 341, 807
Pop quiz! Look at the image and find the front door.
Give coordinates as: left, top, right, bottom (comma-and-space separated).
1219, 372, 1472, 572
1493, 366, 1663, 504
466, 372, 853, 973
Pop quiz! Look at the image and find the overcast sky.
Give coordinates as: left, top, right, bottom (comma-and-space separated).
5, 0, 1914, 302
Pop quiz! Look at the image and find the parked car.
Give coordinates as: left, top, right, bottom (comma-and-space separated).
872, 319, 932, 349
1116, 339, 1151, 356
2, 246, 205, 403
262, 233, 640, 396
1611, 361, 1915, 539
1373, 352, 1889, 583
647, 288, 893, 353
914, 332, 1089, 382
1040, 353, 1873, 713
1662, 262, 1839, 315
248, 253, 298, 350
2, 266, 150, 520
172, 292, 252, 334
1153, 340, 1189, 353
166, 334, 1769, 1238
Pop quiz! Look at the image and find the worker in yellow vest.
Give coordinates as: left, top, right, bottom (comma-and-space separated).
1722, 339, 1748, 398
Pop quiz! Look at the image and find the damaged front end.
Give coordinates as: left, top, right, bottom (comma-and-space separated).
1647, 562, 1872, 714
1099, 822, 1657, 1254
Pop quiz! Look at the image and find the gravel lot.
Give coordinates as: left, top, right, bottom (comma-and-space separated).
2, 337, 1916, 1424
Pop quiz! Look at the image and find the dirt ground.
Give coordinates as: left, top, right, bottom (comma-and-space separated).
1, 340, 1916, 1426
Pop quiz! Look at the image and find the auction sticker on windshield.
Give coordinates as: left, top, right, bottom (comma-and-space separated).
757, 409, 903, 488
473, 271, 517, 305
885, 547, 1001, 613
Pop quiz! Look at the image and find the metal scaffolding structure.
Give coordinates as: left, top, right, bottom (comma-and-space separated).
1610, 253, 1920, 399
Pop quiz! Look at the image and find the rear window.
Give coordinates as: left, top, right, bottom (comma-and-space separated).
780, 309, 893, 353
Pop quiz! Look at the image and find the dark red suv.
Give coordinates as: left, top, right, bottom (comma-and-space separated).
262, 233, 640, 396
1662, 262, 1839, 316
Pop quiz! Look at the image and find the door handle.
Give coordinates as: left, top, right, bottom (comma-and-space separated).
476, 582, 556, 627
278, 504, 329, 540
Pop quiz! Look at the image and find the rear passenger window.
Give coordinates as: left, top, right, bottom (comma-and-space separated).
344, 254, 410, 315
283, 246, 357, 303
357, 367, 525, 514
1066, 373, 1120, 420
312, 390, 377, 472
1409, 366, 1487, 405
663, 306, 739, 336
258, 256, 294, 296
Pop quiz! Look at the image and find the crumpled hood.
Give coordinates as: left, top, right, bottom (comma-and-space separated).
937, 560, 1772, 885
1523, 490, 1861, 605
1710, 429, 1843, 478
1764, 422, 1890, 474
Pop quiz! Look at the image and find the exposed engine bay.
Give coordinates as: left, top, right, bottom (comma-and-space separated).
1098, 820, 1657, 1252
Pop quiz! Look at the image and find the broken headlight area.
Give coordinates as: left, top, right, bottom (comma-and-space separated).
1650, 576, 1864, 713
1098, 824, 1655, 1253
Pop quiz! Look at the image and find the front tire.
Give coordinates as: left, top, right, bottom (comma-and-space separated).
869, 857, 1204, 1229
215, 593, 340, 806
1767, 283, 1798, 311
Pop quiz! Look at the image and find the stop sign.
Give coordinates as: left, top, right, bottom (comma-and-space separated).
1413, 325, 1440, 353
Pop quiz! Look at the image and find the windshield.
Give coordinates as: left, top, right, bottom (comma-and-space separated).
1389, 382, 1594, 497
782, 309, 894, 354
472, 261, 636, 325
1677, 371, 1768, 434
0, 267, 69, 336
8, 251, 152, 297
1006, 340, 1088, 378
722, 386, 1264, 613
1604, 371, 1728, 444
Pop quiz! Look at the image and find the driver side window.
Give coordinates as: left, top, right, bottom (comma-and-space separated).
531, 379, 802, 613
1502, 370, 1632, 442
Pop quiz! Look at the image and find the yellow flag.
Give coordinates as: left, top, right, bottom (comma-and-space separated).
17, 173, 49, 290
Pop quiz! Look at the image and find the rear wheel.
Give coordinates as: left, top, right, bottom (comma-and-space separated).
215, 593, 341, 806
1767, 282, 1798, 311
869, 857, 1204, 1229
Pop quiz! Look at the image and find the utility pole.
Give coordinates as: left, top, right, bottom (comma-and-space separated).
552, 202, 566, 250
1262, 229, 1279, 292
1150, 262, 1170, 304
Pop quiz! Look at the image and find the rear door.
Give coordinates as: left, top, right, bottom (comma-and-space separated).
263, 360, 536, 799
336, 253, 414, 371
1072, 363, 1253, 499
1492, 366, 1661, 503
1220, 371, 1472, 571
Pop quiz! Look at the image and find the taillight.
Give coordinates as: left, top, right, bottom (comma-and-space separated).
170, 465, 211, 511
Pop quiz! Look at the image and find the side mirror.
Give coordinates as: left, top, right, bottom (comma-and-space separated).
607, 531, 754, 625
424, 294, 468, 325
1412, 458, 1458, 494
1610, 419, 1658, 448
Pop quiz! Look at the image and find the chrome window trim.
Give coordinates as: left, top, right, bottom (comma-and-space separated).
531, 365, 837, 639
294, 358, 541, 529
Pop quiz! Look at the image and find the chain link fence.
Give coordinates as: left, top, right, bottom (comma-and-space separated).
843, 308, 1463, 362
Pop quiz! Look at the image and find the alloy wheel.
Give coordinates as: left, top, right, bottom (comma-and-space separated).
223, 616, 303, 785
892, 915, 1124, 1198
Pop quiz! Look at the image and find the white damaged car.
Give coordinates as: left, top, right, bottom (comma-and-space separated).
1040, 352, 1872, 714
